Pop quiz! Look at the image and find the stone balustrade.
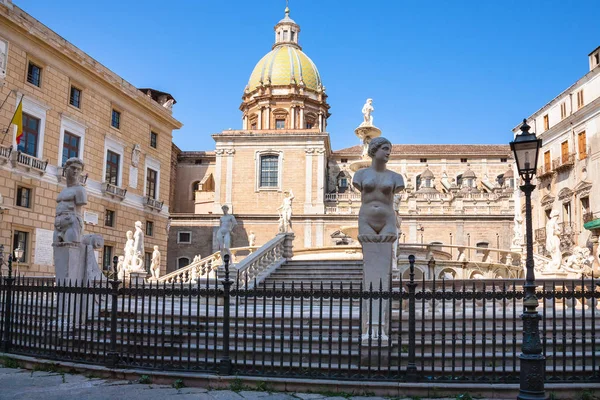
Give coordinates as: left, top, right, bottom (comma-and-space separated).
158, 252, 221, 284
235, 233, 293, 289
102, 182, 127, 200
0, 144, 12, 163
144, 196, 164, 211
15, 151, 48, 173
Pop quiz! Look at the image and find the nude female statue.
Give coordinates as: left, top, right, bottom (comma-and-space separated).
54, 158, 87, 244
545, 209, 562, 270
352, 137, 404, 236
216, 205, 237, 251
361, 98, 374, 126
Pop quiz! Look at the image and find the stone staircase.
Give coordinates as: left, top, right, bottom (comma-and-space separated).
259, 259, 363, 289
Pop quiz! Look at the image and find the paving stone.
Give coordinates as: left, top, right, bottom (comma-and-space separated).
211, 389, 245, 399
350, 397, 388, 400
322, 397, 350, 400
239, 390, 271, 398
293, 394, 325, 400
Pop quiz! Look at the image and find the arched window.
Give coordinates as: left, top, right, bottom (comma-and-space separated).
456, 174, 463, 187
416, 174, 422, 191
177, 257, 190, 269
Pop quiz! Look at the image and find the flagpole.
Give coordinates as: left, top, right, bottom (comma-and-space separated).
0, 91, 19, 146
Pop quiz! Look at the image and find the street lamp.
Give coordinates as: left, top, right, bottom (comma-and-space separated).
14, 246, 23, 278
510, 119, 545, 400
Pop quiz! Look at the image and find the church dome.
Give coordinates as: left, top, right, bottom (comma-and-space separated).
247, 46, 322, 93
246, 6, 323, 94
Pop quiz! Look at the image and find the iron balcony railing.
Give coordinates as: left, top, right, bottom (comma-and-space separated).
102, 182, 127, 200
552, 153, 575, 172
0, 145, 12, 163
15, 151, 48, 173
534, 227, 546, 243
1, 258, 599, 384
144, 196, 164, 211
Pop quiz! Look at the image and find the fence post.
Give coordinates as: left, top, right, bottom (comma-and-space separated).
406, 254, 417, 381
106, 256, 121, 367
219, 253, 233, 375
0, 255, 15, 353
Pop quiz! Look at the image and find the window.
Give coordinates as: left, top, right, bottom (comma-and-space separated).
146, 221, 154, 237
416, 174, 422, 190
69, 86, 81, 108
102, 245, 113, 270
61, 131, 80, 166
460, 158, 467, 163
260, 155, 278, 187
194, 160, 202, 165
275, 119, 285, 129
12, 230, 28, 263
177, 232, 191, 244
105, 150, 120, 186
500, 158, 507, 162
111, 109, 121, 129
578, 131, 587, 160
339, 177, 348, 188
420, 158, 427, 163
561, 141, 569, 163
145, 252, 152, 270
581, 197, 590, 223
16, 186, 31, 208
178, 257, 190, 269
456, 174, 463, 187
341, 158, 348, 163
544, 151, 551, 171
476, 242, 489, 255
291, 31, 296, 41
104, 209, 114, 227
19, 113, 40, 157
563, 202, 572, 224
251, 122, 257, 130
27, 62, 42, 87
305, 122, 313, 129
543, 114, 549, 131
560, 102, 567, 119
150, 131, 158, 148
146, 168, 158, 199
577, 90, 584, 110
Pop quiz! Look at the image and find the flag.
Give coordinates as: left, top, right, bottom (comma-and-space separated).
9, 97, 23, 145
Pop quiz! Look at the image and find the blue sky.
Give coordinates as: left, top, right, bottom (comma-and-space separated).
18, 0, 600, 151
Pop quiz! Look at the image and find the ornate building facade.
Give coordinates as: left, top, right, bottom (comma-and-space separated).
518, 46, 600, 261
167, 6, 516, 273
0, 0, 182, 276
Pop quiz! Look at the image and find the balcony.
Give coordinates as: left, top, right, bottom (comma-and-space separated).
558, 221, 575, 252
101, 182, 127, 200
324, 192, 361, 202
144, 196, 164, 212
15, 151, 48, 174
552, 153, 575, 172
534, 227, 546, 243
536, 164, 554, 180
0, 145, 12, 164
584, 211, 600, 230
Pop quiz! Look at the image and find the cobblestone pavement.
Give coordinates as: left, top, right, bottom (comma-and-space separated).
0, 367, 510, 400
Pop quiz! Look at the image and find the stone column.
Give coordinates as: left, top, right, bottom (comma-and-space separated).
242, 114, 248, 130
299, 107, 304, 128
304, 148, 314, 213
266, 106, 271, 129
225, 148, 235, 208
358, 233, 396, 346
318, 112, 323, 132
258, 108, 263, 129
290, 106, 296, 129
213, 149, 224, 213
315, 148, 326, 213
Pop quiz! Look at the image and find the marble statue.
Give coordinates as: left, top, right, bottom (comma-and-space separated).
193, 255, 202, 263
163, 99, 175, 110
352, 136, 404, 346
116, 255, 126, 280
131, 144, 141, 168
150, 246, 161, 280
352, 137, 405, 236
361, 98, 374, 126
54, 158, 87, 244
131, 221, 145, 271
123, 230, 134, 270
545, 210, 562, 271
512, 215, 523, 247
277, 189, 294, 233
249, 231, 256, 247
216, 205, 237, 251
562, 246, 593, 278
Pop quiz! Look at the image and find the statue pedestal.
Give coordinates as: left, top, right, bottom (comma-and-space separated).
53, 242, 86, 329
129, 271, 147, 286
358, 233, 397, 347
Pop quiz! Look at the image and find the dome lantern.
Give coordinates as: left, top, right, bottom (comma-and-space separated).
274, 5, 301, 50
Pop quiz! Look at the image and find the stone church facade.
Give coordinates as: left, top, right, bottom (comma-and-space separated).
167, 6, 517, 273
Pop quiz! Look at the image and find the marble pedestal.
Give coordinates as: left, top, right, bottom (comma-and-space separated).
129, 271, 147, 286
53, 243, 86, 328
358, 233, 397, 346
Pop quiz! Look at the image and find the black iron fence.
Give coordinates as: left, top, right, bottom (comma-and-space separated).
0, 257, 599, 383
